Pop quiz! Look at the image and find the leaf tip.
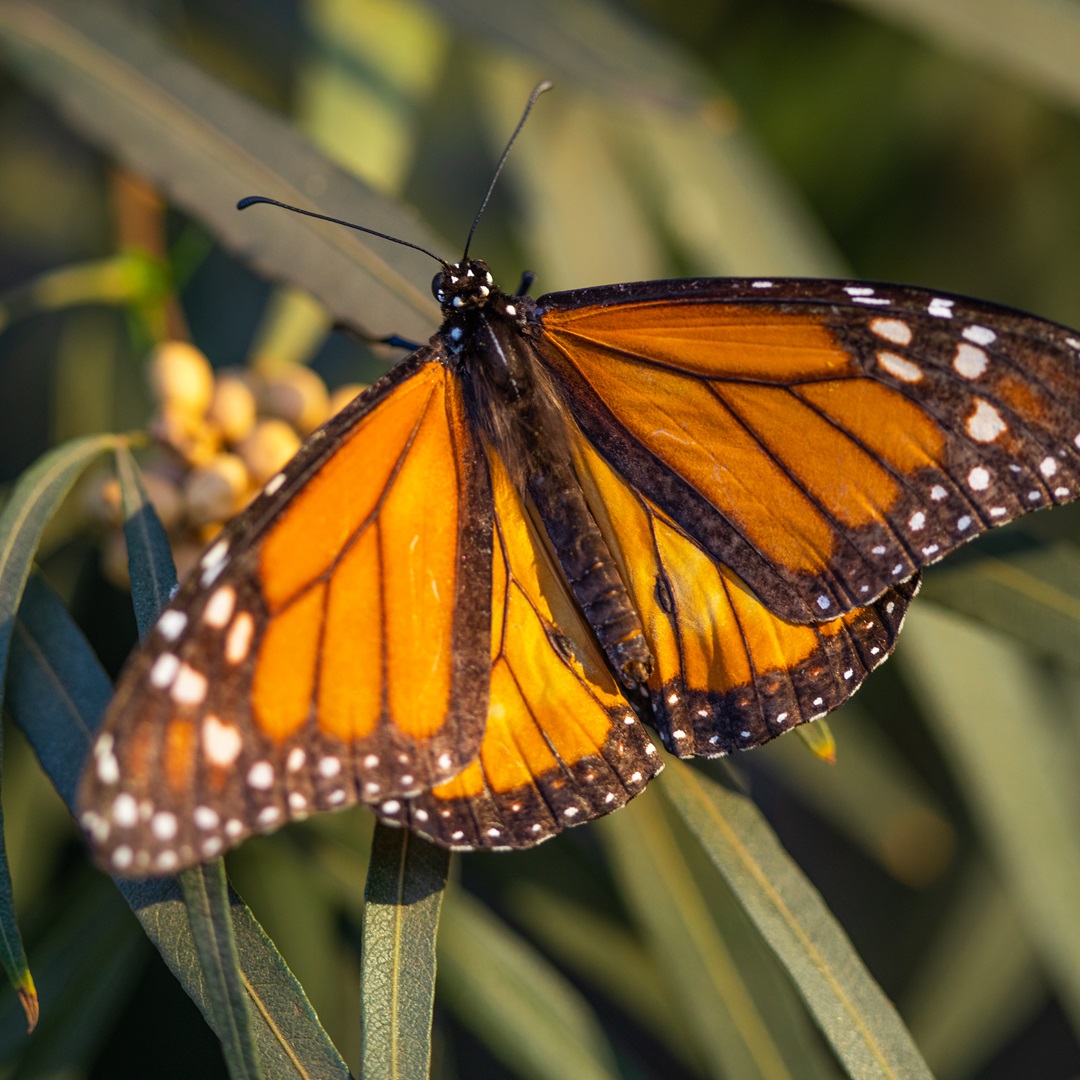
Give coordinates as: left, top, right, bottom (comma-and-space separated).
17, 972, 38, 1033
798, 720, 837, 765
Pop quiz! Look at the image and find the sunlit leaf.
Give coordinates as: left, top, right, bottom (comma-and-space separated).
661, 761, 933, 1079
361, 825, 448, 1080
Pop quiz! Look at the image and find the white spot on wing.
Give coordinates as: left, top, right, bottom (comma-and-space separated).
203, 715, 242, 767
203, 586, 236, 629
954, 344, 988, 379
150, 653, 180, 689
247, 761, 274, 790
158, 610, 187, 641
967, 467, 991, 491
966, 400, 1006, 443
870, 318, 912, 345
878, 351, 923, 382
225, 612, 255, 665
963, 325, 996, 346
171, 663, 208, 705
928, 297, 954, 318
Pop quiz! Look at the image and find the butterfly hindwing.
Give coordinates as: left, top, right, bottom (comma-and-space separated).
393, 445, 662, 849
536, 278, 1080, 623
79, 348, 494, 875
569, 432, 918, 756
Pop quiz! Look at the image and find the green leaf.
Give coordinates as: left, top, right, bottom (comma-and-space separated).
179, 861, 263, 1079
0, 0, 444, 343
0, 431, 121, 1031
920, 537, 1080, 667
0, 875, 145, 1075
439, 0, 844, 277
839, 0, 1080, 116
361, 824, 449, 1080
899, 602, 1080, 1032
660, 760, 934, 1079
0, 432, 121, 717
505, 881, 700, 1071
902, 859, 1043, 1079
6, 574, 350, 1079
601, 792, 821, 1080
438, 889, 618, 1080
113, 443, 178, 640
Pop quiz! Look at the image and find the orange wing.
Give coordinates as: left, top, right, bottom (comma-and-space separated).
537, 279, 1080, 623
570, 434, 917, 756
384, 445, 662, 849
78, 349, 493, 876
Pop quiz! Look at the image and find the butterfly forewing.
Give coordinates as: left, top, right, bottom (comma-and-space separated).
79, 348, 493, 875
536, 278, 1080, 623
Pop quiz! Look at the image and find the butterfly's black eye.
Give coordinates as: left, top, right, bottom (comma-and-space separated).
432, 272, 445, 301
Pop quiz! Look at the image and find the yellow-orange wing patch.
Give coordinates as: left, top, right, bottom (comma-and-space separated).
78, 349, 493, 876
571, 434, 918, 757
393, 447, 662, 849
537, 280, 1080, 623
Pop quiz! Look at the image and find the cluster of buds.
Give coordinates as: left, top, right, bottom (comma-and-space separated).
89, 340, 364, 587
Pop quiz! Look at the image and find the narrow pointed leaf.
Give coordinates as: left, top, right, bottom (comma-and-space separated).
900, 603, 1080, 1031
361, 825, 449, 1079
113, 444, 178, 640
6, 575, 349, 1078
179, 861, 263, 1079
602, 795, 806, 1080
0, 431, 120, 1030
660, 761, 933, 1079
438, 890, 619, 1080
0, 0, 445, 341
841, 0, 1080, 116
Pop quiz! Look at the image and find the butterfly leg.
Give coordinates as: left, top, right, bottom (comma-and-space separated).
331, 321, 424, 352
515, 271, 536, 296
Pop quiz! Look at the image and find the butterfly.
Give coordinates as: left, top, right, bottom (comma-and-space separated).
78, 92, 1080, 877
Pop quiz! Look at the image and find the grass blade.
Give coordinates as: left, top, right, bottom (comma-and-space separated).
361, 824, 448, 1080
660, 760, 933, 1079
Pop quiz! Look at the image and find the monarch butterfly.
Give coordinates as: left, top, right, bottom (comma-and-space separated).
79, 86, 1080, 877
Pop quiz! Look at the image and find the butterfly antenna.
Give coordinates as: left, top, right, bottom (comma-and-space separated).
462, 81, 553, 261
236, 196, 450, 268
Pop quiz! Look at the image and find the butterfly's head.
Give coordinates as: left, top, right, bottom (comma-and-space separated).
432, 259, 497, 313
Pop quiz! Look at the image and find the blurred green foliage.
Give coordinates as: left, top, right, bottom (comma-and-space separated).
1, 0, 1080, 1077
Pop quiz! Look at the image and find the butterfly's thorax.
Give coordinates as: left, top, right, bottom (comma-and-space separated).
434, 260, 653, 690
